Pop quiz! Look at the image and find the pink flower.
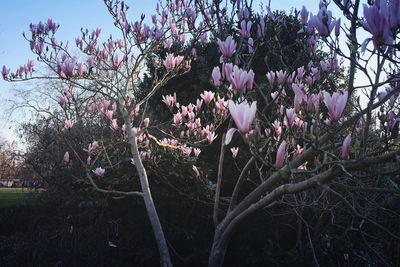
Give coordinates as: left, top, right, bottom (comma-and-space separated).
59, 96, 66, 106
308, 5, 336, 37
162, 94, 174, 107
286, 108, 296, 128
225, 100, 257, 145
247, 69, 254, 90
217, 36, 236, 58
131, 127, 139, 136
77, 63, 85, 76
192, 165, 200, 176
266, 71, 275, 85
64, 119, 73, 130
184, 146, 192, 157
163, 53, 183, 70
239, 20, 252, 38
212, 66, 221, 86
106, 110, 114, 120
222, 63, 233, 82
93, 167, 105, 177
110, 119, 118, 132
2, 65, 10, 79
248, 38, 254, 53
63, 152, 69, 163
276, 70, 286, 84
214, 97, 225, 112
196, 99, 203, 111
144, 118, 150, 128
200, 91, 215, 105
323, 90, 348, 121
231, 147, 239, 158
275, 140, 286, 168
293, 145, 303, 158
272, 120, 282, 139
173, 112, 183, 126
193, 148, 201, 157
200, 33, 207, 44
207, 131, 218, 144
231, 66, 250, 93
83, 141, 99, 154
341, 135, 351, 159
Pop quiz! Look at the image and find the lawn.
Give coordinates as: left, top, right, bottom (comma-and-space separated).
0, 188, 37, 208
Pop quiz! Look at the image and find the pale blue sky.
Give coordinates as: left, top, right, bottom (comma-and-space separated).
0, 1, 364, 143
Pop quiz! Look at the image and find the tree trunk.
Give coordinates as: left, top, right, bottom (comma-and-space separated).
122, 109, 172, 267
208, 234, 229, 267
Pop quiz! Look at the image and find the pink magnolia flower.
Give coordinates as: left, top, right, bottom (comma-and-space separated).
293, 145, 303, 158
360, 3, 394, 48
286, 108, 296, 128
83, 140, 99, 154
231, 147, 239, 158
276, 70, 286, 84
222, 63, 233, 82
163, 53, 183, 70
200, 91, 215, 105
272, 120, 282, 139
239, 20, 252, 38
196, 99, 203, 111
308, 5, 336, 37
247, 69, 254, 90
225, 100, 257, 145
77, 63, 85, 76
341, 135, 351, 159
192, 165, 200, 176
300, 6, 309, 25
193, 148, 201, 157
216, 96, 228, 112
217, 36, 236, 58
184, 146, 192, 157
110, 119, 118, 132
144, 118, 150, 128
2, 65, 10, 79
173, 112, 183, 126
231, 66, 250, 93
63, 152, 69, 163
105, 110, 114, 120
212, 66, 221, 86
91, 141, 99, 151
93, 167, 105, 177
275, 140, 287, 168
248, 37, 254, 53
162, 94, 175, 107
266, 71, 275, 85
207, 131, 218, 144
64, 119, 73, 130
131, 127, 139, 136
323, 90, 348, 121
59, 96, 66, 106
200, 33, 207, 44
181, 106, 188, 117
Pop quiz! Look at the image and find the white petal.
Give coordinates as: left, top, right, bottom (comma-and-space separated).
225, 128, 237, 145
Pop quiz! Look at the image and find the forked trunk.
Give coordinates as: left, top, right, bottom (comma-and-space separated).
208, 230, 229, 267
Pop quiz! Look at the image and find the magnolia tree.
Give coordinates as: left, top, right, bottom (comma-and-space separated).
3, 0, 400, 266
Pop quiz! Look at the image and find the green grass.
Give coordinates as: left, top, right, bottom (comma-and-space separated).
0, 188, 37, 208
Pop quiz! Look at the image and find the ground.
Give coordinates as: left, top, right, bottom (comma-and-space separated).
0, 188, 37, 208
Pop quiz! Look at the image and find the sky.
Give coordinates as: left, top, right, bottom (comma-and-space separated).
0, 0, 156, 143
0, 0, 369, 144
